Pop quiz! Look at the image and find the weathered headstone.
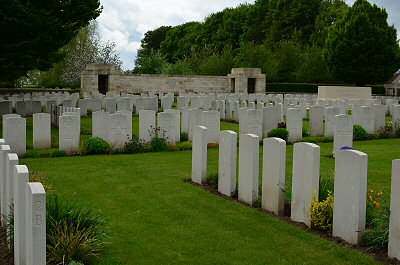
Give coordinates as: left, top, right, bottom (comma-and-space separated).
188, 108, 203, 141
238, 134, 259, 205
92, 111, 110, 142
109, 113, 130, 148
139, 110, 156, 143
0, 101, 12, 116
262, 137, 286, 216
373, 104, 386, 133
0, 145, 10, 222
5, 153, 18, 228
286, 108, 302, 143
14, 165, 29, 265
324, 106, 335, 137
201, 110, 220, 144
333, 149, 367, 245
309, 105, 324, 136
3, 116, 26, 155
333, 114, 353, 156
59, 115, 80, 154
388, 159, 400, 260
33, 113, 51, 149
218, 130, 237, 197
291, 142, 320, 227
26, 182, 46, 265
157, 112, 177, 145
191, 126, 208, 184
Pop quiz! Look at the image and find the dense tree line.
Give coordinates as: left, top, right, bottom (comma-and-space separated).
0, 0, 102, 86
134, 0, 400, 85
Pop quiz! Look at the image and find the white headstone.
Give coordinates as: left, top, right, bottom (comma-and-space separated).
59, 115, 80, 154
324, 106, 335, 137
291, 142, 320, 227
188, 108, 203, 141
333, 149, 367, 245
157, 112, 177, 145
5, 153, 18, 228
373, 104, 385, 133
262, 138, 286, 216
109, 113, 130, 148
218, 130, 237, 196
14, 165, 29, 265
333, 114, 353, 156
286, 108, 302, 143
92, 111, 110, 142
3, 116, 26, 155
263, 105, 281, 136
238, 134, 259, 205
309, 105, 324, 136
33, 113, 51, 149
389, 159, 400, 260
26, 182, 46, 265
139, 110, 156, 143
191, 126, 208, 184
164, 109, 181, 143
0, 145, 10, 222
201, 110, 220, 144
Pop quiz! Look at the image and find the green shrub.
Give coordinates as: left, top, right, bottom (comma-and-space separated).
319, 174, 334, 202
302, 129, 310, 137
353, 125, 368, 141
148, 137, 170, 152
23, 150, 41, 158
46, 194, 107, 264
363, 189, 390, 250
377, 121, 394, 139
310, 192, 334, 232
124, 134, 144, 154
68, 261, 84, 265
180, 132, 188, 142
267, 128, 289, 142
176, 141, 192, 151
80, 137, 109, 155
50, 150, 67, 157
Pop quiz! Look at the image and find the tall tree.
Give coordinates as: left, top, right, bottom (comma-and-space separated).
324, 0, 400, 85
0, 0, 102, 84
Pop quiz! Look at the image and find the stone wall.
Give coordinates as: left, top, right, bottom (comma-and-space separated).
81, 64, 266, 95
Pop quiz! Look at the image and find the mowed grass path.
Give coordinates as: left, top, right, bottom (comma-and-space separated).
22, 146, 392, 264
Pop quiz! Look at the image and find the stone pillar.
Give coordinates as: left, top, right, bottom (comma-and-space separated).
389, 159, 400, 260
218, 130, 237, 197
262, 137, 286, 216
139, 110, 156, 143
14, 165, 29, 265
26, 182, 46, 265
291, 142, 320, 227
191, 126, 208, 184
238, 134, 259, 205
33, 113, 51, 149
333, 149, 367, 245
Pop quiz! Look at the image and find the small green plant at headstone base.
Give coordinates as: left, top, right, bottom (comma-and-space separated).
267, 128, 289, 142
147, 127, 170, 152
49, 150, 67, 157
310, 191, 334, 232
124, 134, 144, 154
353, 125, 368, 141
362, 189, 390, 250
377, 121, 394, 139
176, 141, 192, 151
80, 137, 109, 155
23, 150, 41, 158
180, 132, 188, 142
206, 173, 218, 190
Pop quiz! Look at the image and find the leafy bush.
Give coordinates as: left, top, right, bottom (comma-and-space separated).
124, 134, 144, 154
377, 121, 394, 139
23, 150, 41, 158
176, 141, 192, 151
180, 132, 188, 142
267, 128, 289, 142
302, 129, 310, 137
277, 122, 286, 128
148, 136, 169, 152
319, 174, 334, 202
363, 189, 390, 250
50, 150, 67, 157
80, 137, 109, 155
310, 191, 334, 232
353, 125, 368, 141
46, 194, 107, 264
68, 261, 84, 265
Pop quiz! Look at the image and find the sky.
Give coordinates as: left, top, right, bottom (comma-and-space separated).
96, 0, 400, 70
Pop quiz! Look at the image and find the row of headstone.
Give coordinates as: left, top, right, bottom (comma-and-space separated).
191, 128, 400, 258
0, 140, 46, 265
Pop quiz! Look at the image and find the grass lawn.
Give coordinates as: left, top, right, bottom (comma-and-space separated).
22, 136, 400, 264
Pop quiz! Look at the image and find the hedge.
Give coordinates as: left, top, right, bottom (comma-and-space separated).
265, 83, 386, 95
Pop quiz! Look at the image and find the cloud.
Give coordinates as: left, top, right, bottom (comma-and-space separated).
96, 0, 400, 70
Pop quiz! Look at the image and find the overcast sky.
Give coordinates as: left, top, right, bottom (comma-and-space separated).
96, 0, 400, 70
